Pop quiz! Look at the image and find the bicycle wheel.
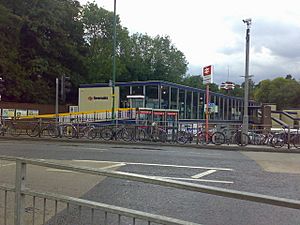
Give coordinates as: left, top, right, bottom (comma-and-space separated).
63, 125, 77, 139
252, 133, 262, 145
292, 134, 300, 149
271, 134, 285, 148
198, 132, 210, 144
158, 130, 167, 142
8, 124, 21, 137
176, 131, 189, 144
234, 132, 249, 146
78, 126, 88, 138
47, 125, 60, 138
211, 132, 225, 145
121, 128, 134, 142
101, 127, 113, 141
87, 127, 98, 140
134, 128, 146, 142
26, 124, 40, 137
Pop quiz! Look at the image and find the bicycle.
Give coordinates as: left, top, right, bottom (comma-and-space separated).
26, 121, 58, 137
100, 125, 133, 141
0, 120, 21, 137
175, 126, 224, 145
248, 130, 275, 146
133, 124, 167, 143
271, 129, 300, 149
218, 126, 250, 146
197, 128, 225, 145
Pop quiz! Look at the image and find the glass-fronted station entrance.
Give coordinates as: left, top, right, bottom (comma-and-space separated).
79, 80, 258, 122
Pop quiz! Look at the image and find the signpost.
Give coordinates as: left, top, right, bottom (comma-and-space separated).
202, 65, 213, 143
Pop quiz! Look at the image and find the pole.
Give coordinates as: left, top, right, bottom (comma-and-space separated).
205, 84, 209, 143
61, 75, 65, 104
55, 78, 59, 123
112, 0, 117, 122
242, 19, 251, 136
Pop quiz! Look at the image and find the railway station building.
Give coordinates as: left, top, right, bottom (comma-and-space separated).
79, 81, 258, 122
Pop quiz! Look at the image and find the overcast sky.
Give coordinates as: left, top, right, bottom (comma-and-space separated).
79, 0, 300, 84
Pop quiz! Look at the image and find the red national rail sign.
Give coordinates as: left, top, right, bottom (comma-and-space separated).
202, 65, 213, 84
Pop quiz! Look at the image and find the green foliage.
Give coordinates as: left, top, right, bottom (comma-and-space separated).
254, 76, 300, 109
180, 75, 204, 89
122, 33, 188, 82
0, 0, 87, 103
9, 0, 299, 108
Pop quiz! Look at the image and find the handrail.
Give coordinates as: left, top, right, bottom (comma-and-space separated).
1, 155, 300, 210
21, 188, 200, 225
18, 108, 135, 119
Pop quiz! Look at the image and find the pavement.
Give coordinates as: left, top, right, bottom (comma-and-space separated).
0, 134, 299, 153
1, 137, 300, 225
0, 159, 122, 225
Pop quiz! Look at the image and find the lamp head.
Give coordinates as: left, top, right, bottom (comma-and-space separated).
243, 18, 252, 26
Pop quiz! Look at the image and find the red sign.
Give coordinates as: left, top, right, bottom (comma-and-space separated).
166, 112, 178, 116
203, 65, 212, 76
202, 65, 213, 84
153, 111, 165, 115
139, 111, 152, 114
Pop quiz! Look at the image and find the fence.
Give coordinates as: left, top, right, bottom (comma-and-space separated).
15, 108, 137, 124
1, 118, 300, 149
1, 156, 300, 225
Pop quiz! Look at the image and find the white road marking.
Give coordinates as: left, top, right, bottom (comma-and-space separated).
157, 176, 234, 184
72, 160, 233, 171
46, 169, 80, 174
63, 146, 108, 151
101, 163, 126, 170
191, 169, 217, 179
0, 163, 15, 168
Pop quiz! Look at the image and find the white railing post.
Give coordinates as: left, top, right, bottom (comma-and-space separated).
15, 160, 26, 225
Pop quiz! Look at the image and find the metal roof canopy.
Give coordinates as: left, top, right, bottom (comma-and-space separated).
79, 80, 255, 102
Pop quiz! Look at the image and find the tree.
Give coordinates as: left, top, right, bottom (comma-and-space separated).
0, 0, 87, 103
0, 4, 25, 102
81, 2, 129, 83
181, 75, 204, 89
122, 33, 188, 83
254, 77, 300, 109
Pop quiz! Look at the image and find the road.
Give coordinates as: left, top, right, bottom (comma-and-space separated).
0, 139, 300, 225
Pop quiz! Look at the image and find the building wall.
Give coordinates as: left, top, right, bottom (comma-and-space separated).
283, 109, 300, 128
79, 87, 119, 111
79, 81, 250, 121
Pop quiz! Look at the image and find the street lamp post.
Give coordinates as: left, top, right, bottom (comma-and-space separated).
242, 18, 252, 136
55, 77, 59, 122
112, 0, 117, 121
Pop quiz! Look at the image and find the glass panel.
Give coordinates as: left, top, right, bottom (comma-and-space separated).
170, 88, 178, 109
219, 97, 223, 120
119, 86, 130, 108
132, 86, 143, 95
161, 86, 169, 109
192, 92, 198, 119
179, 89, 185, 119
186, 91, 192, 119
145, 85, 159, 108
199, 93, 205, 119
214, 96, 219, 120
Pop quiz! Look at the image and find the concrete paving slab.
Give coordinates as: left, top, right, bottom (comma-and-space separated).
242, 152, 300, 174
0, 159, 124, 225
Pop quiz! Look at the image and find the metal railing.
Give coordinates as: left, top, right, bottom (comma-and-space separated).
1, 119, 300, 149
1, 155, 300, 225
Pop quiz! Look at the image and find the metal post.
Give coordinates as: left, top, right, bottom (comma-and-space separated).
287, 126, 291, 149
242, 18, 252, 135
15, 160, 26, 225
205, 84, 209, 142
112, 0, 117, 121
61, 75, 64, 103
55, 78, 59, 123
